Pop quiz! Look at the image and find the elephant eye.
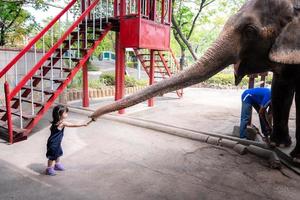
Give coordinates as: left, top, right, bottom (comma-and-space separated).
244, 25, 258, 39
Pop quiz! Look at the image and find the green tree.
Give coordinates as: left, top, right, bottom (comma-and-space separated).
171, 0, 245, 69
0, 0, 48, 46
172, 0, 216, 69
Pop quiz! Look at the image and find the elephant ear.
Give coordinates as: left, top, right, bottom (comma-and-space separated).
269, 17, 300, 64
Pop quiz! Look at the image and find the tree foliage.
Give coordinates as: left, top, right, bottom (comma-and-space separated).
0, 0, 49, 46
171, 0, 246, 68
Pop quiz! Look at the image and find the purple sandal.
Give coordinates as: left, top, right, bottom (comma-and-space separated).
54, 163, 65, 171
45, 167, 56, 176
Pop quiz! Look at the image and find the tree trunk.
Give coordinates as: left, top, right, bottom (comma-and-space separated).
0, 29, 5, 46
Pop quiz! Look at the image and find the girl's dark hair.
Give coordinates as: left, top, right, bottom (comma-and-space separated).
50, 105, 69, 132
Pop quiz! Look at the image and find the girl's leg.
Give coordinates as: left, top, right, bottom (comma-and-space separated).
47, 160, 55, 168
46, 160, 56, 176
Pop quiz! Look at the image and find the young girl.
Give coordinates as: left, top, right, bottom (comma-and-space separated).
46, 105, 92, 176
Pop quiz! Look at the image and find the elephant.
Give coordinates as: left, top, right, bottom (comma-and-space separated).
91, 0, 300, 159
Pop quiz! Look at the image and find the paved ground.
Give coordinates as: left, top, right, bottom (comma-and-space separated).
0, 88, 299, 200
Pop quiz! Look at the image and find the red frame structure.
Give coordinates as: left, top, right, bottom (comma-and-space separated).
115, 0, 173, 113
0, 0, 177, 142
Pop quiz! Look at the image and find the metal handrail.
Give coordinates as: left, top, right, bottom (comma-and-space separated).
0, 0, 77, 79
9, 0, 102, 99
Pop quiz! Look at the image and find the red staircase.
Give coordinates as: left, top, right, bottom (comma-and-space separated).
0, 0, 115, 143
134, 48, 183, 97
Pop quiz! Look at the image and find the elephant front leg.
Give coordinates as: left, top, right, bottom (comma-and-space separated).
270, 75, 294, 147
290, 83, 300, 158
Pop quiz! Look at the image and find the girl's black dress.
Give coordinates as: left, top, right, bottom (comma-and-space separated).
46, 126, 64, 161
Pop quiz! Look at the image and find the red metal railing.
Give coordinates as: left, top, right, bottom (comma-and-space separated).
4, 82, 13, 144
24, 25, 112, 135
118, 0, 171, 24
9, 0, 102, 99
0, 0, 78, 79
0, 0, 114, 142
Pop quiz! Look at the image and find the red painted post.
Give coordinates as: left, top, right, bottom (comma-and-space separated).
81, 0, 85, 12
137, 0, 141, 17
114, 0, 118, 17
82, 64, 89, 107
120, 0, 126, 17
4, 82, 13, 144
168, 0, 172, 24
148, 49, 155, 107
88, 0, 91, 18
153, 0, 157, 21
161, 0, 165, 24
115, 33, 125, 114
81, 0, 89, 107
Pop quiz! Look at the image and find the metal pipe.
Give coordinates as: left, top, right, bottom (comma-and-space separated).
25, 52, 28, 75
161, 0, 165, 24
19, 91, 23, 129
69, 35, 72, 68
85, 4, 88, 49
42, 36, 45, 101
148, 50, 155, 107
106, 0, 109, 22
14, 63, 18, 87
59, 19, 63, 78
100, 0, 103, 30
77, 24, 80, 59
51, 27, 54, 90
30, 78, 34, 115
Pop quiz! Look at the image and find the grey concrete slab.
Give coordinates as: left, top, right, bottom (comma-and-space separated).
0, 88, 300, 200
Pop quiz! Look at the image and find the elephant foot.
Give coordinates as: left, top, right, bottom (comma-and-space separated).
269, 136, 292, 148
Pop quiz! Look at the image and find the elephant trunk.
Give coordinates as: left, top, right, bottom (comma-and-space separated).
91, 30, 238, 118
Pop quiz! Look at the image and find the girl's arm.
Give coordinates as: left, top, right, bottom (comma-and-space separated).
62, 119, 92, 128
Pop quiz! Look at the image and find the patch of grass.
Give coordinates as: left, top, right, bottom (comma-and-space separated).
99, 73, 148, 87
204, 73, 272, 87
87, 61, 99, 71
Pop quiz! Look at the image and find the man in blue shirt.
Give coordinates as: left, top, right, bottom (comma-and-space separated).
240, 87, 272, 139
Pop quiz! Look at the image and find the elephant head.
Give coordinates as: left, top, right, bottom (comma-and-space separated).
91, 0, 300, 119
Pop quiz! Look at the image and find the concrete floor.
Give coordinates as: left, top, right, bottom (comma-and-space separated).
0, 88, 299, 200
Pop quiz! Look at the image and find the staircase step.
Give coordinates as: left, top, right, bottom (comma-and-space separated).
137, 54, 150, 56
142, 59, 168, 63
55, 48, 88, 52
21, 85, 55, 95
12, 97, 44, 107
63, 39, 95, 44
0, 106, 35, 120
32, 75, 67, 83
41, 66, 72, 72
154, 71, 171, 74
144, 65, 170, 68
47, 57, 81, 62
0, 120, 26, 135
79, 19, 112, 28
70, 30, 103, 36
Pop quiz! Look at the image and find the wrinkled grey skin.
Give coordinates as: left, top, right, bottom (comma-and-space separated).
91, 0, 300, 157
